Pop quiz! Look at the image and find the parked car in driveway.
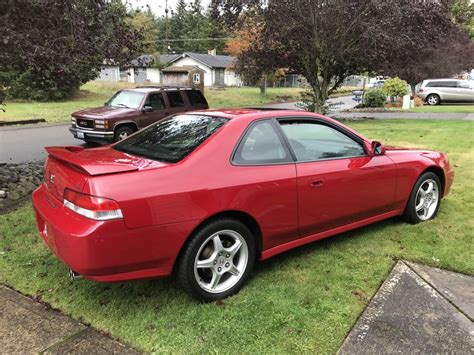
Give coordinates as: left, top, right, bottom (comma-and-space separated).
70, 86, 209, 143
418, 79, 474, 105
33, 109, 454, 301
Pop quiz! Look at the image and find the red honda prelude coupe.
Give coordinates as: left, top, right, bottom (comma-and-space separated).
32, 109, 454, 301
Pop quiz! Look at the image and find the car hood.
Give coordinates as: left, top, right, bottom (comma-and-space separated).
72, 106, 138, 119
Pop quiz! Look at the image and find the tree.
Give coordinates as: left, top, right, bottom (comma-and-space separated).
127, 9, 159, 54
0, 0, 142, 101
217, 0, 474, 113
446, 0, 474, 38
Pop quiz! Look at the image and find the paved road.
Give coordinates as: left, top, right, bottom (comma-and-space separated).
0, 123, 82, 164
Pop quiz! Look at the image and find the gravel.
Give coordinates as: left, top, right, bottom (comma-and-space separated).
0, 161, 44, 213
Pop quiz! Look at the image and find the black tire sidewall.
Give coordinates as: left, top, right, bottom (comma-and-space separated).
178, 219, 256, 302
113, 126, 134, 142
404, 172, 442, 224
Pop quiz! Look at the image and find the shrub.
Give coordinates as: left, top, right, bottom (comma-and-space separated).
383, 77, 408, 98
363, 89, 387, 107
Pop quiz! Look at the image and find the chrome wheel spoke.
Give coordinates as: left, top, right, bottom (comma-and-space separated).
225, 239, 242, 257
228, 264, 240, 276
209, 270, 222, 289
196, 257, 215, 269
212, 235, 224, 253
425, 182, 434, 193
416, 199, 425, 211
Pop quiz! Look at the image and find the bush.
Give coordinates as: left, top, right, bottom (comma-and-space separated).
383, 77, 408, 98
363, 89, 387, 107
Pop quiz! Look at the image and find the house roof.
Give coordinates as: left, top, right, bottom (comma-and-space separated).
161, 65, 202, 73
166, 52, 235, 69
159, 54, 181, 64
130, 54, 155, 67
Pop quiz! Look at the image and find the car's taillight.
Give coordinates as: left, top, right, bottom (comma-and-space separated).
63, 188, 123, 221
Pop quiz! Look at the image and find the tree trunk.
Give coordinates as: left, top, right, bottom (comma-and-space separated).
410, 83, 417, 99
259, 75, 267, 96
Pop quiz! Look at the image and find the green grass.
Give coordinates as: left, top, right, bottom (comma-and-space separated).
1, 119, 473, 353
0, 82, 302, 123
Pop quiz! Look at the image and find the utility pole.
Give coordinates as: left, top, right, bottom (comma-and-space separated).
165, 0, 170, 53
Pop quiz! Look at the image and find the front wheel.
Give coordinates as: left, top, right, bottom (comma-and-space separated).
177, 219, 255, 302
113, 126, 134, 142
404, 172, 442, 223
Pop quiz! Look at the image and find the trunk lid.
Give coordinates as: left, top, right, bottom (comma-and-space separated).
44, 146, 167, 201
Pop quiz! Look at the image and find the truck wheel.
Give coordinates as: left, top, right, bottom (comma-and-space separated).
113, 126, 134, 142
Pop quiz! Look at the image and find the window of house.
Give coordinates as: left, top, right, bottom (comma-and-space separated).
193, 73, 201, 84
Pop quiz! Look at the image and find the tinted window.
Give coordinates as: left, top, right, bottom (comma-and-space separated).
145, 93, 165, 110
113, 115, 226, 163
280, 121, 365, 161
167, 91, 185, 107
186, 90, 208, 107
233, 120, 291, 164
107, 90, 145, 109
426, 81, 458, 88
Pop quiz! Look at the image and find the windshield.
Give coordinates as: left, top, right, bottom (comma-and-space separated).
106, 90, 145, 109
113, 115, 227, 163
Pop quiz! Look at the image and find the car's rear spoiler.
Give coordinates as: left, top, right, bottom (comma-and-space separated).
45, 146, 139, 176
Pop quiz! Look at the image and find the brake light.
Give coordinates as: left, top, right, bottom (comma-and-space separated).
63, 189, 123, 221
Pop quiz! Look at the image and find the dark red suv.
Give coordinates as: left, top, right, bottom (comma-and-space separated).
70, 87, 209, 143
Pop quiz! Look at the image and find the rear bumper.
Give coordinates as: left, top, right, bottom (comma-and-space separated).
32, 184, 196, 282
69, 127, 114, 143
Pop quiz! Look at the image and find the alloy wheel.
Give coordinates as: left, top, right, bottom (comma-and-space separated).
427, 95, 439, 105
194, 230, 249, 294
415, 179, 439, 221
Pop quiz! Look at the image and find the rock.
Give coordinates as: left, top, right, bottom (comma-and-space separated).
0, 190, 6, 198
7, 191, 20, 201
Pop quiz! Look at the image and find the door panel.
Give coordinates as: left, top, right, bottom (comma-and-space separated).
296, 156, 397, 236
140, 93, 167, 128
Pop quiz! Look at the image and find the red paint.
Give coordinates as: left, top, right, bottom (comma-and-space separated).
32, 110, 454, 281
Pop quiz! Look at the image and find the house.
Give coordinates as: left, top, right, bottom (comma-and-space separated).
95, 51, 243, 87
159, 50, 243, 87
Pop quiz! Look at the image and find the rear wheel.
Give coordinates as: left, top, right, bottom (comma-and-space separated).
113, 126, 134, 142
177, 219, 255, 302
404, 172, 441, 223
426, 94, 440, 106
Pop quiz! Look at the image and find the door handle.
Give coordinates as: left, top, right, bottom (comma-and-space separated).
310, 180, 324, 187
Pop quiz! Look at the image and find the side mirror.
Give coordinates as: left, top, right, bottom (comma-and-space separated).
372, 141, 385, 156
142, 105, 153, 113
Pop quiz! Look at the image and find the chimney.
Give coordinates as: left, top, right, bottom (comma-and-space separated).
208, 48, 216, 56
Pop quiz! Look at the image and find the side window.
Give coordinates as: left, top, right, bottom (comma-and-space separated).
146, 93, 165, 110
233, 120, 291, 165
166, 91, 185, 107
279, 121, 366, 161
185, 90, 208, 107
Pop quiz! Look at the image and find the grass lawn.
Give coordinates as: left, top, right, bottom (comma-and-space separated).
1, 119, 473, 353
0, 82, 302, 123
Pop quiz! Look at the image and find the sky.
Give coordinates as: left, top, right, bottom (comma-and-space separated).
125, 0, 211, 16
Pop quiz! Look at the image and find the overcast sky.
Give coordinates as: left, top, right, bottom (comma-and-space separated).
125, 0, 211, 16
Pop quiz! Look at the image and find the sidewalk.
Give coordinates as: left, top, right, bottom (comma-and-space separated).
338, 260, 474, 354
332, 111, 474, 120
0, 285, 140, 354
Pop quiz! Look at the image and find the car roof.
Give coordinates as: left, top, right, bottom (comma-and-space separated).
424, 78, 462, 82
185, 108, 328, 121
123, 86, 195, 94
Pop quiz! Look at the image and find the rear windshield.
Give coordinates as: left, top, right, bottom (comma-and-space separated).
113, 115, 227, 163
106, 90, 145, 109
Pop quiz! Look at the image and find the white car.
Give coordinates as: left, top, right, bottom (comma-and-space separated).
418, 79, 474, 105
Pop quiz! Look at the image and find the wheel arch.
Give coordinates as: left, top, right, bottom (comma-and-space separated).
173, 210, 263, 272
114, 121, 138, 132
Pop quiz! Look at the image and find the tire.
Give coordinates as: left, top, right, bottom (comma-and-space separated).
426, 94, 440, 106
113, 126, 134, 142
177, 218, 256, 302
403, 172, 442, 224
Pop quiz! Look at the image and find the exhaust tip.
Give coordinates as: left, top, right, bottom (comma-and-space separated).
68, 269, 83, 281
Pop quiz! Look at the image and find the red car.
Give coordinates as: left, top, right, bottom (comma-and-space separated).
32, 109, 454, 301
